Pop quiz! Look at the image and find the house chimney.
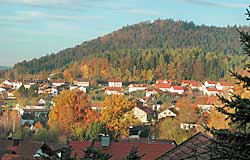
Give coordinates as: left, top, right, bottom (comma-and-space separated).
101, 135, 110, 147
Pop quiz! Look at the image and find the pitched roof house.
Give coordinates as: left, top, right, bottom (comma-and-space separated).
154, 83, 171, 92
108, 79, 122, 88
204, 81, 216, 88
133, 106, 154, 123
70, 140, 176, 160
157, 132, 212, 160
128, 84, 147, 92
203, 87, 219, 96
105, 87, 123, 95
216, 81, 234, 91
169, 86, 185, 94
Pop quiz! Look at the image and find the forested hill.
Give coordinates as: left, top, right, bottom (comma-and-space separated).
14, 19, 244, 75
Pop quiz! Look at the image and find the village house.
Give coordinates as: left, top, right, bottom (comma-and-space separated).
203, 87, 219, 96
158, 107, 177, 120
133, 106, 154, 124
154, 83, 171, 92
108, 79, 122, 88
70, 85, 87, 92
195, 96, 219, 112
6, 91, 15, 100
0, 140, 65, 159
180, 122, 198, 130
128, 84, 147, 92
45, 87, 58, 96
73, 80, 90, 87
13, 105, 49, 126
105, 87, 123, 95
91, 102, 102, 112
10, 81, 23, 90
158, 132, 212, 160
0, 87, 6, 93
216, 81, 234, 91
138, 96, 151, 106
38, 98, 46, 105
145, 88, 158, 97
169, 86, 185, 94
51, 80, 65, 87
156, 79, 171, 84
204, 81, 217, 88
2, 80, 12, 86
70, 139, 176, 160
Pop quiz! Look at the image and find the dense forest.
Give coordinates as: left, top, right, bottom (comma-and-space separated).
12, 19, 249, 81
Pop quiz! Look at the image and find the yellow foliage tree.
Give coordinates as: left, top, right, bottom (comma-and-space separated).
63, 69, 73, 81
100, 95, 138, 138
81, 64, 90, 79
208, 107, 229, 129
48, 90, 97, 136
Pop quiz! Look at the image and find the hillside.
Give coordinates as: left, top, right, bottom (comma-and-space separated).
0, 66, 11, 71
13, 19, 245, 75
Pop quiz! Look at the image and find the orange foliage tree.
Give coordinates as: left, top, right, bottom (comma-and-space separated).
100, 95, 138, 138
48, 90, 97, 136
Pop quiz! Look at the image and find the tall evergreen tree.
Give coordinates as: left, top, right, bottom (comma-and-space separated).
123, 147, 145, 160
206, 6, 250, 160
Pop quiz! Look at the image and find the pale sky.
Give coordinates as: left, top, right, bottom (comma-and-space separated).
0, 0, 249, 66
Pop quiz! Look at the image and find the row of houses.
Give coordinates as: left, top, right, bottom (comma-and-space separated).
0, 79, 234, 98
0, 132, 212, 160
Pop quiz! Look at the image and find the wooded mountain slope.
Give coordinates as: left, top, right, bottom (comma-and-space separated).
13, 19, 244, 75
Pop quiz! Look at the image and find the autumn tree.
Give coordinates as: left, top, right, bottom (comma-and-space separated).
0, 110, 21, 134
100, 95, 138, 139
48, 90, 97, 137
207, 107, 229, 130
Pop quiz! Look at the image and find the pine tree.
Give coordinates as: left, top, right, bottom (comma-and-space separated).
81, 141, 112, 160
205, 6, 250, 160
123, 147, 145, 160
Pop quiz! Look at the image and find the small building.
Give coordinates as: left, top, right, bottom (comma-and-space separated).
216, 81, 234, 91
157, 132, 211, 160
204, 81, 216, 88
133, 106, 154, 123
158, 108, 177, 120
146, 88, 158, 97
154, 83, 171, 92
73, 80, 90, 87
128, 84, 147, 92
105, 87, 123, 95
180, 122, 198, 130
203, 87, 219, 96
156, 79, 171, 84
108, 79, 122, 88
51, 81, 65, 87
169, 86, 185, 94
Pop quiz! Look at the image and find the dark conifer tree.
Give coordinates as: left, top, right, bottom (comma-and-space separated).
206, 6, 250, 160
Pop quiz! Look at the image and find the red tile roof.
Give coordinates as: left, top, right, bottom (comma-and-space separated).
105, 87, 122, 92
206, 81, 217, 84
129, 84, 147, 88
218, 81, 233, 87
155, 83, 171, 89
157, 132, 212, 160
70, 141, 175, 160
172, 86, 184, 90
206, 88, 218, 92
